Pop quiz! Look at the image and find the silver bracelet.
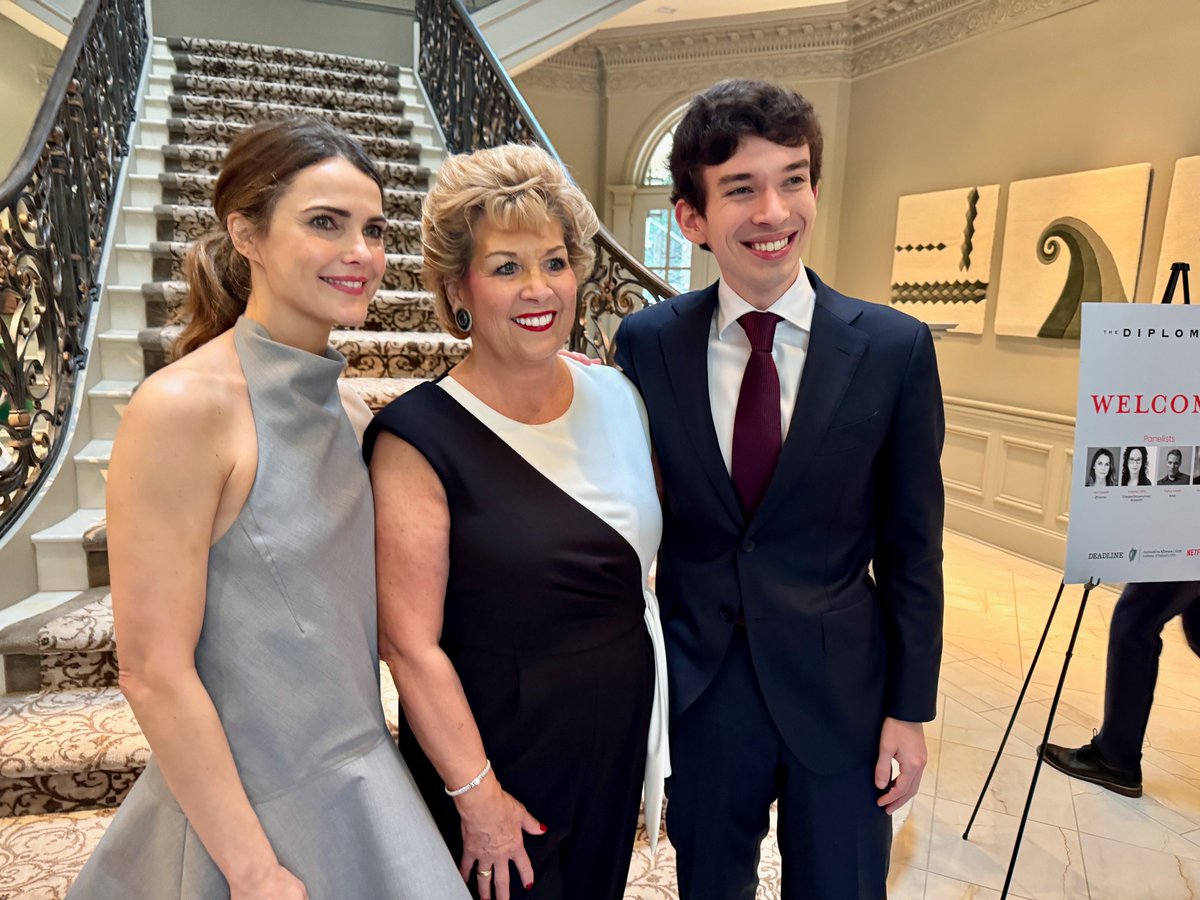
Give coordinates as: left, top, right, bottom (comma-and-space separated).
445, 758, 492, 797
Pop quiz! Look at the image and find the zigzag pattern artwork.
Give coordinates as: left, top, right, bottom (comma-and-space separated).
891, 281, 988, 304
960, 186, 979, 271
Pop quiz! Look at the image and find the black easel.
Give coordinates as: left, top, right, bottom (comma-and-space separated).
961, 261, 1192, 897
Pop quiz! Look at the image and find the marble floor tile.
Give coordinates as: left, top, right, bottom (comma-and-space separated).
1069, 780, 1200, 858
945, 609, 1021, 645
941, 696, 1037, 759
935, 740, 1077, 829
1151, 746, 1200, 777
926, 797, 1089, 899
1146, 701, 1200, 756
1078, 831, 1200, 900
923, 871, 1031, 900
1138, 760, 1200, 829
944, 635, 1027, 681
920, 737, 942, 797
889, 794, 934, 898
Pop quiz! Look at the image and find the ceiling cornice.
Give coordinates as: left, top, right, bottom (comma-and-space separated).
514, 0, 1096, 95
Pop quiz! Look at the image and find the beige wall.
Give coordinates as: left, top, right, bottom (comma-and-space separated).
835, 0, 1200, 419
150, 0, 416, 67
516, 84, 605, 204
0, 16, 59, 174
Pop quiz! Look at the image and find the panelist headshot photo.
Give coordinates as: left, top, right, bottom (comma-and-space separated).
1156, 446, 1192, 486
1084, 447, 1118, 488
1195, 447, 1200, 485
1121, 445, 1153, 487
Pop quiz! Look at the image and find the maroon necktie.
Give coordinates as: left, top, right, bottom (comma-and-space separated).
731, 312, 783, 518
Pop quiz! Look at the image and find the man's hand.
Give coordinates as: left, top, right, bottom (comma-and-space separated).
874, 717, 927, 815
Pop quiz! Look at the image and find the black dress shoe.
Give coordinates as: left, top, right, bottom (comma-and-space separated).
1040, 739, 1143, 798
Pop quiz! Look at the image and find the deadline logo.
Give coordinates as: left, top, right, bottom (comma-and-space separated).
1130, 548, 1139, 562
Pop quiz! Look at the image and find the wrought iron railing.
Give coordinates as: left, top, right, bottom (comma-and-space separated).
415, 0, 677, 361
0, 0, 148, 537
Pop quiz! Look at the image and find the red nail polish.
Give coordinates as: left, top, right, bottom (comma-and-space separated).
539, 823, 547, 833
525, 883, 534, 890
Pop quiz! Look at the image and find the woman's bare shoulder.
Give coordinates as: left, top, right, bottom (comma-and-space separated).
128, 334, 247, 427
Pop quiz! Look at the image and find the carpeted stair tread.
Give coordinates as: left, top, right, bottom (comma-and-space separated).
145, 241, 423, 291
167, 95, 414, 139
343, 376, 429, 412
0, 807, 117, 898
165, 36, 401, 78
0, 688, 146, 780
332, 330, 469, 379
138, 325, 466, 380
161, 144, 427, 185
0, 589, 112, 658
153, 205, 422, 253
142, 281, 437, 331
1, 594, 91, 656
38, 594, 113, 655
171, 53, 400, 95
364, 291, 440, 332
158, 170, 424, 217
163, 119, 423, 161
170, 73, 404, 114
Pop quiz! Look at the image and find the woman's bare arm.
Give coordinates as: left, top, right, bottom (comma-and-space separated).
108, 368, 305, 898
371, 433, 541, 900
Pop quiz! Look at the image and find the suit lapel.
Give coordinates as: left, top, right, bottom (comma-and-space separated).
659, 285, 744, 525
750, 275, 869, 531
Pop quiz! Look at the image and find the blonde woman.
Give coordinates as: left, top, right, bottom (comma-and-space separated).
366, 144, 668, 900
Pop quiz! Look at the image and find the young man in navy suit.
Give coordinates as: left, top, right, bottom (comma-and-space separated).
614, 80, 945, 898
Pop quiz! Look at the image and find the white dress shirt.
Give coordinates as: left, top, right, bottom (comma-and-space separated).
707, 269, 816, 474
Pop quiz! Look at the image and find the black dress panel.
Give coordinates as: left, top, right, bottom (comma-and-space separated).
364, 382, 655, 899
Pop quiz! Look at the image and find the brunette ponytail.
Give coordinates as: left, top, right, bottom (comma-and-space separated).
167, 116, 383, 359
173, 231, 252, 359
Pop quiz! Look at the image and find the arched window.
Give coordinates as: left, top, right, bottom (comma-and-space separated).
635, 124, 693, 293
641, 128, 673, 186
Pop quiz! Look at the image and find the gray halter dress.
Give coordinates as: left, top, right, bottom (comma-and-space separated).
69, 317, 467, 899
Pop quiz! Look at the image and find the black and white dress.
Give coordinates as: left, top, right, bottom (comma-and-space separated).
364, 358, 668, 899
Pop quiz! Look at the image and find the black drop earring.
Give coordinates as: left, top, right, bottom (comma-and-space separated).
454, 307, 473, 333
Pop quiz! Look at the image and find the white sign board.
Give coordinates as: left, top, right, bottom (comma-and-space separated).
1064, 303, 1200, 584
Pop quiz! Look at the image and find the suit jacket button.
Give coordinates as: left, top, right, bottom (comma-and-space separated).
719, 607, 733, 622
742, 539, 755, 552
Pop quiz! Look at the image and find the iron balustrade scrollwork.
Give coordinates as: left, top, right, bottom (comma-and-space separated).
415, 0, 677, 361
0, 0, 148, 537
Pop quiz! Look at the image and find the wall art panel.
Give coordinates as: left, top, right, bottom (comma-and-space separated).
889, 184, 999, 335
993, 163, 1150, 339
1152, 155, 1200, 303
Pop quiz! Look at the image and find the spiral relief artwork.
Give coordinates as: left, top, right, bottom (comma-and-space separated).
994, 163, 1151, 338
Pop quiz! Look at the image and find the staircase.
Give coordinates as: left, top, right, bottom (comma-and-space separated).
0, 35, 452, 898
0, 31, 693, 899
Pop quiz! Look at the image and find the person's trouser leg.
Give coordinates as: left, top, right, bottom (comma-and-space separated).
667, 629, 779, 900
776, 753, 892, 900
1095, 581, 1197, 770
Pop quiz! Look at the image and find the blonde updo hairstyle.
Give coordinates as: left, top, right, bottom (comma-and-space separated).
421, 143, 599, 340
173, 116, 383, 359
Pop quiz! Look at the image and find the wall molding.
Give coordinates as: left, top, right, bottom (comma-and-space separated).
520, 0, 1097, 94
944, 394, 1075, 427
941, 397, 1077, 569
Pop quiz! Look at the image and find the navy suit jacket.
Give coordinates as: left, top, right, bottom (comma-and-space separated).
614, 270, 945, 775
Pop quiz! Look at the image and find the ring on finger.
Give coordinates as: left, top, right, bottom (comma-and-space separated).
477, 868, 493, 878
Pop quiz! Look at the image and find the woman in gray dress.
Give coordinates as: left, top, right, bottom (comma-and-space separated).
69, 118, 467, 899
